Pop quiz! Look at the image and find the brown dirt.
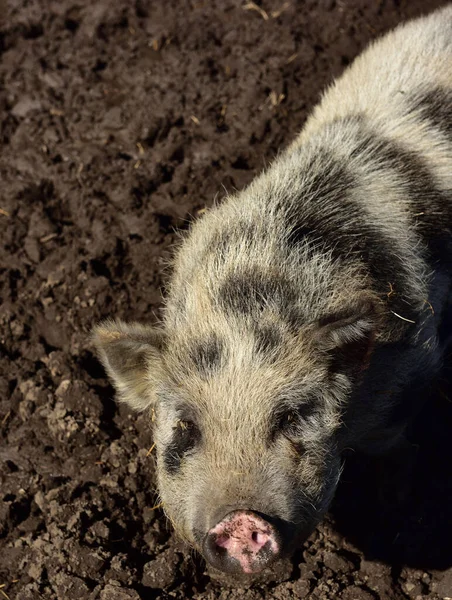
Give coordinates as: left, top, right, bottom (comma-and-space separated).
1, 0, 452, 598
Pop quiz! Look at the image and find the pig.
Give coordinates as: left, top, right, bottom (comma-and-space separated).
93, 6, 452, 575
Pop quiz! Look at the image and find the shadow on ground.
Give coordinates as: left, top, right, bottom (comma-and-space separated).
332, 364, 452, 573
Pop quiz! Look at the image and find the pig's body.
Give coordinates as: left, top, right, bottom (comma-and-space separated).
94, 7, 452, 575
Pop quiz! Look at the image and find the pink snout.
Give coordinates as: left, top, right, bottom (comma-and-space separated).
203, 510, 280, 573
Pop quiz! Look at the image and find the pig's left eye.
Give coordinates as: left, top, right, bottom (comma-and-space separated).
279, 410, 302, 435
275, 402, 315, 437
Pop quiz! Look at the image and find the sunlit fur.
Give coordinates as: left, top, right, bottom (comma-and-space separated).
93, 6, 452, 563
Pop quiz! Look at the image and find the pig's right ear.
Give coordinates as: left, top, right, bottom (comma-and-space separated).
313, 294, 381, 374
92, 319, 166, 412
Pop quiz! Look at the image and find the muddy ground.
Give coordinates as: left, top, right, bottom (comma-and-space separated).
1, 0, 452, 598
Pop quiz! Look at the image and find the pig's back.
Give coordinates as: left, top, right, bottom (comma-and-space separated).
166, 7, 452, 345
299, 5, 452, 152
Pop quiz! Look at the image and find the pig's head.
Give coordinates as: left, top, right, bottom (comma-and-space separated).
93, 286, 379, 574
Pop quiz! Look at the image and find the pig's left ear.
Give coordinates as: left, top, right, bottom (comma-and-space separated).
92, 319, 167, 411
314, 295, 381, 373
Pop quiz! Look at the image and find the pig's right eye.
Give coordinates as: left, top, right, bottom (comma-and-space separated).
173, 419, 201, 452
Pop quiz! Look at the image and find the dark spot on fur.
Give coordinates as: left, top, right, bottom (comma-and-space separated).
292, 118, 452, 328
279, 152, 355, 258
286, 225, 319, 249
254, 324, 283, 356
277, 143, 418, 328
190, 333, 224, 375
409, 87, 452, 141
163, 443, 182, 475
163, 420, 201, 475
284, 306, 307, 331
218, 270, 298, 319
348, 119, 452, 268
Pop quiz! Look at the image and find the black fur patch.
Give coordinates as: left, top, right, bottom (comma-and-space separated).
348, 121, 452, 267
254, 324, 283, 356
279, 152, 354, 258
190, 333, 224, 376
163, 420, 201, 475
410, 87, 452, 141
218, 270, 298, 321
279, 144, 418, 325
286, 224, 321, 250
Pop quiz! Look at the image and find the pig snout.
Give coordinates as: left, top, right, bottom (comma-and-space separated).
203, 510, 280, 573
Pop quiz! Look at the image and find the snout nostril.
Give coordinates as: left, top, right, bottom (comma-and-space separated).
204, 532, 228, 562
251, 531, 267, 546
215, 534, 230, 549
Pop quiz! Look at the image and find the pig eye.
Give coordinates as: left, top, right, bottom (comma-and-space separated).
177, 419, 196, 432
279, 410, 300, 435
173, 418, 201, 449
275, 401, 316, 437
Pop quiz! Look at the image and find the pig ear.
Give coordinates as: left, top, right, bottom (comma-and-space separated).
92, 319, 166, 412
314, 296, 380, 372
